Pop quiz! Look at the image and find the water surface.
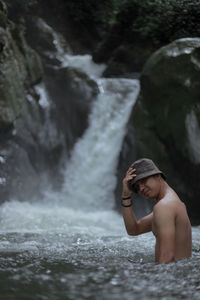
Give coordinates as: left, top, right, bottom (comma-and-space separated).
0, 201, 200, 300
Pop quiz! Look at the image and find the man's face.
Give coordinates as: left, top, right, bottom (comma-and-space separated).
134, 175, 160, 199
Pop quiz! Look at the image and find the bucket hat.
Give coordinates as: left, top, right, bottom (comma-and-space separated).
129, 158, 166, 192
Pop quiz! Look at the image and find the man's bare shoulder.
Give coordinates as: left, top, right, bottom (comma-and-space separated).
153, 190, 188, 230
152, 197, 176, 237
153, 199, 175, 221
153, 188, 183, 212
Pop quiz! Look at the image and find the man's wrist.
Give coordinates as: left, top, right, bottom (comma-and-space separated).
121, 198, 132, 207
122, 195, 131, 200
122, 191, 132, 198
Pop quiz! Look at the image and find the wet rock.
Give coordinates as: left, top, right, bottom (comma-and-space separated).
24, 17, 72, 68
44, 66, 99, 152
0, 14, 42, 131
0, 139, 42, 202
102, 44, 144, 78
0, 1, 45, 202
0, 1, 7, 29
119, 38, 200, 224
0, 0, 99, 204
93, 27, 153, 78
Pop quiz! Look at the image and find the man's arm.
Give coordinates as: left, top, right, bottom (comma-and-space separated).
122, 206, 153, 235
153, 203, 176, 264
122, 168, 152, 236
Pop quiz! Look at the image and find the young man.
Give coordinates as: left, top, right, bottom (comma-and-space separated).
122, 158, 192, 264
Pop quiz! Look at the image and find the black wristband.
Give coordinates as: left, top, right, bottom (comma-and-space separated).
121, 201, 132, 207
122, 196, 131, 200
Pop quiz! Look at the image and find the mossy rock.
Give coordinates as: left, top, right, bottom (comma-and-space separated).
140, 38, 200, 160
10, 24, 43, 85
0, 30, 25, 128
130, 38, 200, 223
0, 11, 7, 29
0, 10, 43, 130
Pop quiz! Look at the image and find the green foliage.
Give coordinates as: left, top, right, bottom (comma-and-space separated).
60, 0, 200, 45
3, 0, 200, 48
112, 0, 200, 45
60, 0, 117, 36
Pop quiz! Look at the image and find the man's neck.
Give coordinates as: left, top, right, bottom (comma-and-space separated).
156, 180, 169, 201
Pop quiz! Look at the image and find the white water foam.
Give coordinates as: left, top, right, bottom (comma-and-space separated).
37, 18, 106, 78
0, 200, 125, 236
60, 54, 106, 78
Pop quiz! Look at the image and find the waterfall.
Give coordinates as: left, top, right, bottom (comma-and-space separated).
0, 26, 140, 229
39, 19, 140, 211
62, 77, 139, 210
0, 69, 139, 234
39, 53, 140, 211
0, 19, 141, 238
185, 109, 200, 164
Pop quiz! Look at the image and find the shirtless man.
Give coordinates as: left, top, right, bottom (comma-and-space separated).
122, 158, 192, 264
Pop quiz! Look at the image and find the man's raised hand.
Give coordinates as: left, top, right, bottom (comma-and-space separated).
122, 168, 136, 196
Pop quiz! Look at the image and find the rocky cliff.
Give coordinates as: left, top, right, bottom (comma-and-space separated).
0, 1, 98, 203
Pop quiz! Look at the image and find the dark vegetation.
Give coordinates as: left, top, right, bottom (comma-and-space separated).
4, 0, 200, 55
112, 0, 200, 45
91, 0, 200, 74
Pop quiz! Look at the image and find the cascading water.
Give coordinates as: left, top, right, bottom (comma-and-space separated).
0, 22, 200, 300
62, 78, 139, 211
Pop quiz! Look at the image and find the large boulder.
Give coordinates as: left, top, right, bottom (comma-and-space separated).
119, 38, 200, 224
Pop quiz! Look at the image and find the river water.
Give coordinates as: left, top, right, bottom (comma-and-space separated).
0, 25, 200, 300
0, 200, 200, 300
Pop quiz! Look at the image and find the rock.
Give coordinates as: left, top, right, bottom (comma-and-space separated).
120, 38, 200, 224
0, 0, 7, 29
0, 140, 42, 202
93, 25, 154, 78
0, 4, 98, 203
24, 17, 72, 68
0, 14, 43, 130
44, 66, 99, 152
102, 44, 145, 78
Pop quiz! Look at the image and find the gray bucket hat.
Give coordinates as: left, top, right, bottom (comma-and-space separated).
129, 158, 166, 192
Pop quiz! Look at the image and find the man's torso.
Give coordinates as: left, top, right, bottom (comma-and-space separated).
152, 192, 192, 262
